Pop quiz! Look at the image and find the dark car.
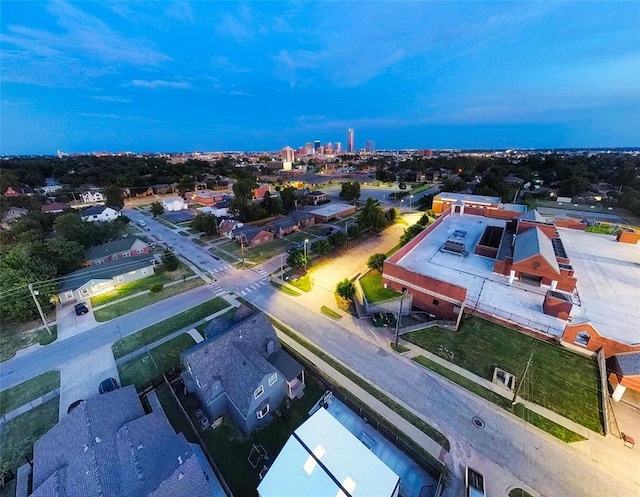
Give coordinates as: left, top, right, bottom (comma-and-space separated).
99, 377, 120, 394
74, 302, 89, 316
67, 399, 84, 413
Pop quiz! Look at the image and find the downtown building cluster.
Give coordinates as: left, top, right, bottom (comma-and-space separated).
280, 128, 376, 162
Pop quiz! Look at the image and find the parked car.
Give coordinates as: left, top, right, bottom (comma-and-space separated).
74, 302, 89, 316
67, 399, 84, 414
137, 219, 147, 227
99, 377, 120, 394
372, 312, 386, 327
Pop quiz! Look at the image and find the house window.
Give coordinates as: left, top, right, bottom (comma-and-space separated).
256, 404, 269, 419
65, 291, 73, 299
432, 299, 439, 306
95, 259, 104, 265
254, 385, 264, 399
268, 373, 278, 387
255, 238, 261, 245
122, 251, 131, 257
117, 275, 124, 283
575, 332, 590, 347
141, 268, 149, 275
81, 288, 90, 295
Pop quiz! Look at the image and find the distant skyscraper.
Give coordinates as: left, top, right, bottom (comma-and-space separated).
335, 142, 342, 153
280, 146, 295, 163
365, 140, 375, 152
314, 140, 321, 154
347, 129, 354, 153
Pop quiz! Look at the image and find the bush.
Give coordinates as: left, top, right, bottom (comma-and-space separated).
149, 283, 164, 293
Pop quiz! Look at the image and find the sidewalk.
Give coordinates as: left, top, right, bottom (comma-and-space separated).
274, 322, 448, 465
0, 388, 60, 426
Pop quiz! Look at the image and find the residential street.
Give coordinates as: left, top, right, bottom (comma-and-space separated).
2, 215, 638, 497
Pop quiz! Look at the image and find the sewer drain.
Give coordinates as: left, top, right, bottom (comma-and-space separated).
472, 416, 485, 429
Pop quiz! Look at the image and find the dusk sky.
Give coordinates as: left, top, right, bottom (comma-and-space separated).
1, 1, 639, 155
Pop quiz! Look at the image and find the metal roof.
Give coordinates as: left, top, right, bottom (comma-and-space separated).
513, 227, 560, 274
615, 352, 640, 376
258, 407, 399, 497
520, 209, 548, 223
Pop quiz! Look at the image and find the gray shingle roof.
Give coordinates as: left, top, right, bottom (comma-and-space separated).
85, 237, 147, 260
267, 217, 298, 231
615, 352, 640, 376
183, 313, 280, 415
58, 255, 156, 292
30, 386, 210, 497
513, 227, 560, 274
520, 209, 548, 223
267, 349, 303, 381
81, 205, 119, 217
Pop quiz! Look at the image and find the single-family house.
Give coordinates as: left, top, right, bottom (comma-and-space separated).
197, 205, 228, 218
85, 237, 151, 266
162, 196, 188, 212
233, 225, 274, 248
1, 206, 28, 228
80, 205, 121, 223
218, 219, 243, 238
4, 185, 34, 196
253, 184, 271, 200
41, 201, 70, 214
30, 386, 216, 497
307, 190, 326, 205
181, 312, 305, 434
289, 210, 316, 228
266, 217, 299, 238
58, 254, 156, 304
258, 407, 400, 497
188, 190, 223, 207
80, 190, 104, 203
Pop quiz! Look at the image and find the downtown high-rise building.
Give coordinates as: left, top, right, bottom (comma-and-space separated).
347, 128, 354, 153
280, 146, 295, 163
365, 140, 375, 152
335, 142, 342, 153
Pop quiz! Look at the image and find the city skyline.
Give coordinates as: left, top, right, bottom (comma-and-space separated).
1, 1, 639, 155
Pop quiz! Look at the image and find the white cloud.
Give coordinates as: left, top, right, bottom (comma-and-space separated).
91, 95, 132, 103
130, 79, 192, 89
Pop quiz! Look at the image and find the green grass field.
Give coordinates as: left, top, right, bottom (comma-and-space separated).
404, 317, 603, 433
0, 325, 57, 363
112, 297, 229, 359
0, 371, 60, 416
359, 270, 400, 303
288, 274, 312, 292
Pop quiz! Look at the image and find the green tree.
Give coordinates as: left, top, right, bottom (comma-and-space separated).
232, 178, 258, 204
311, 239, 332, 256
178, 174, 195, 195
328, 231, 348, 248
384, 208, 397, 224
192, 213, 218, 235
336, 278, 356, 301
161, 250, 179, 271
367, 253, 387, 272
150, 201, 164, 217
280, 186, 297, 213
287, 249, 308, 269
260, 191, 283, 216
339, 181, 361, 202
104, 184, 125, 209
400, 223, 425, 245
44, 237, 85, 275
358, 197, 386, 231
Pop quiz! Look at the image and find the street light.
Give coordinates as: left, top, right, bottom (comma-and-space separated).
304, 238, 309, 272
394, 289, 408, 348
410, 194, 414, 209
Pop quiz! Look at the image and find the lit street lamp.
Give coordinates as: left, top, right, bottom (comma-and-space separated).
410, 194, 414, 209
304, 238, 309, 272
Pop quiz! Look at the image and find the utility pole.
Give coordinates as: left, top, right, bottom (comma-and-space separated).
241, 240, 245, 264
512, 347, 535, 405
394, 290, 407, 348
28, 284, 51, 336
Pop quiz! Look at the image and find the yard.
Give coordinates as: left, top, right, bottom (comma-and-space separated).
403, 317, 603, 433
359, 270, 400, 303
90, 263, 194, 307
112, 297, 229, 359
0, 371, 60, 417
118, 334, 197, 391
0, 324, 57, 363
0, 397, 59, 476
93, 278, 204, 322
216, 231, 320, 265
157, 376, 326, 497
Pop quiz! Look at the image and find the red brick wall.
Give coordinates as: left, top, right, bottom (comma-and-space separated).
474, 245, 498, 258
563, 322, 640, 358
511, 254, 576, 291
620, 376, 640, 390
517, 221, 557, 239
556, 219, 586, 230
543, 292, 573, 320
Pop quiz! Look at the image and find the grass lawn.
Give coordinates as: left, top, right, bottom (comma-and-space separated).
208, 247, 239, 263
158, 377, 326, 497
94, 278, 205, 322
0, 397, 59, 474
0, 325, 57, 363
412, 356, 586, 443
220, 233, 315, 264
288, 274, 311, 292
390, 342, 410, 353
0, 371, 60, 417
321, 305, 342, 319
270, 281, 301, 296
359, 270, 400, 303
90, 264, 194, 307
404, 317, 603, 433
118, 334, 196, 391
112, 297, 229, 359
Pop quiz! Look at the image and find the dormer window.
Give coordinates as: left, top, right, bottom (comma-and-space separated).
254, 385, 264, 399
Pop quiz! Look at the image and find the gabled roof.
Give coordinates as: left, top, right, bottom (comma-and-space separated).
615, 352, 640, 376
267, 349, 303, 381
258, 407, 399, 497
81, 205, 120, 217
58, 254, 155, 292
289, 210, 314, 221
520, 209, 548, 224
234, 225, 270, 242
513, 227, 560, 274
41, 202, 70, 213
85, 237, 147, 260
182, 313, 280, 415
268, 217, 298, 231
31, 386, 210, 497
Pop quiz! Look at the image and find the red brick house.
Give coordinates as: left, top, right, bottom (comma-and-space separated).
234, 226, 274, 248
85, 237, 151, 266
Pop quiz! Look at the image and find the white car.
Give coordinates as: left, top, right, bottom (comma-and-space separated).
137, 219, 147, 227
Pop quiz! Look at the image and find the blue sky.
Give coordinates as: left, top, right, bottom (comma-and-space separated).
1, 1, 639, 154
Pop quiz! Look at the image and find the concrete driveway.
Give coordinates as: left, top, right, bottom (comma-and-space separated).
58, 344, 119, 418
56, 301, 98, 341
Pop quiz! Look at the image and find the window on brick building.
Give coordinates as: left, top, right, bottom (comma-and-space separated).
432, 299, 439, 306
575, 332, 590, 347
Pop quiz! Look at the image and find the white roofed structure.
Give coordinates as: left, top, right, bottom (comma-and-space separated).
257, 407, 400, 497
